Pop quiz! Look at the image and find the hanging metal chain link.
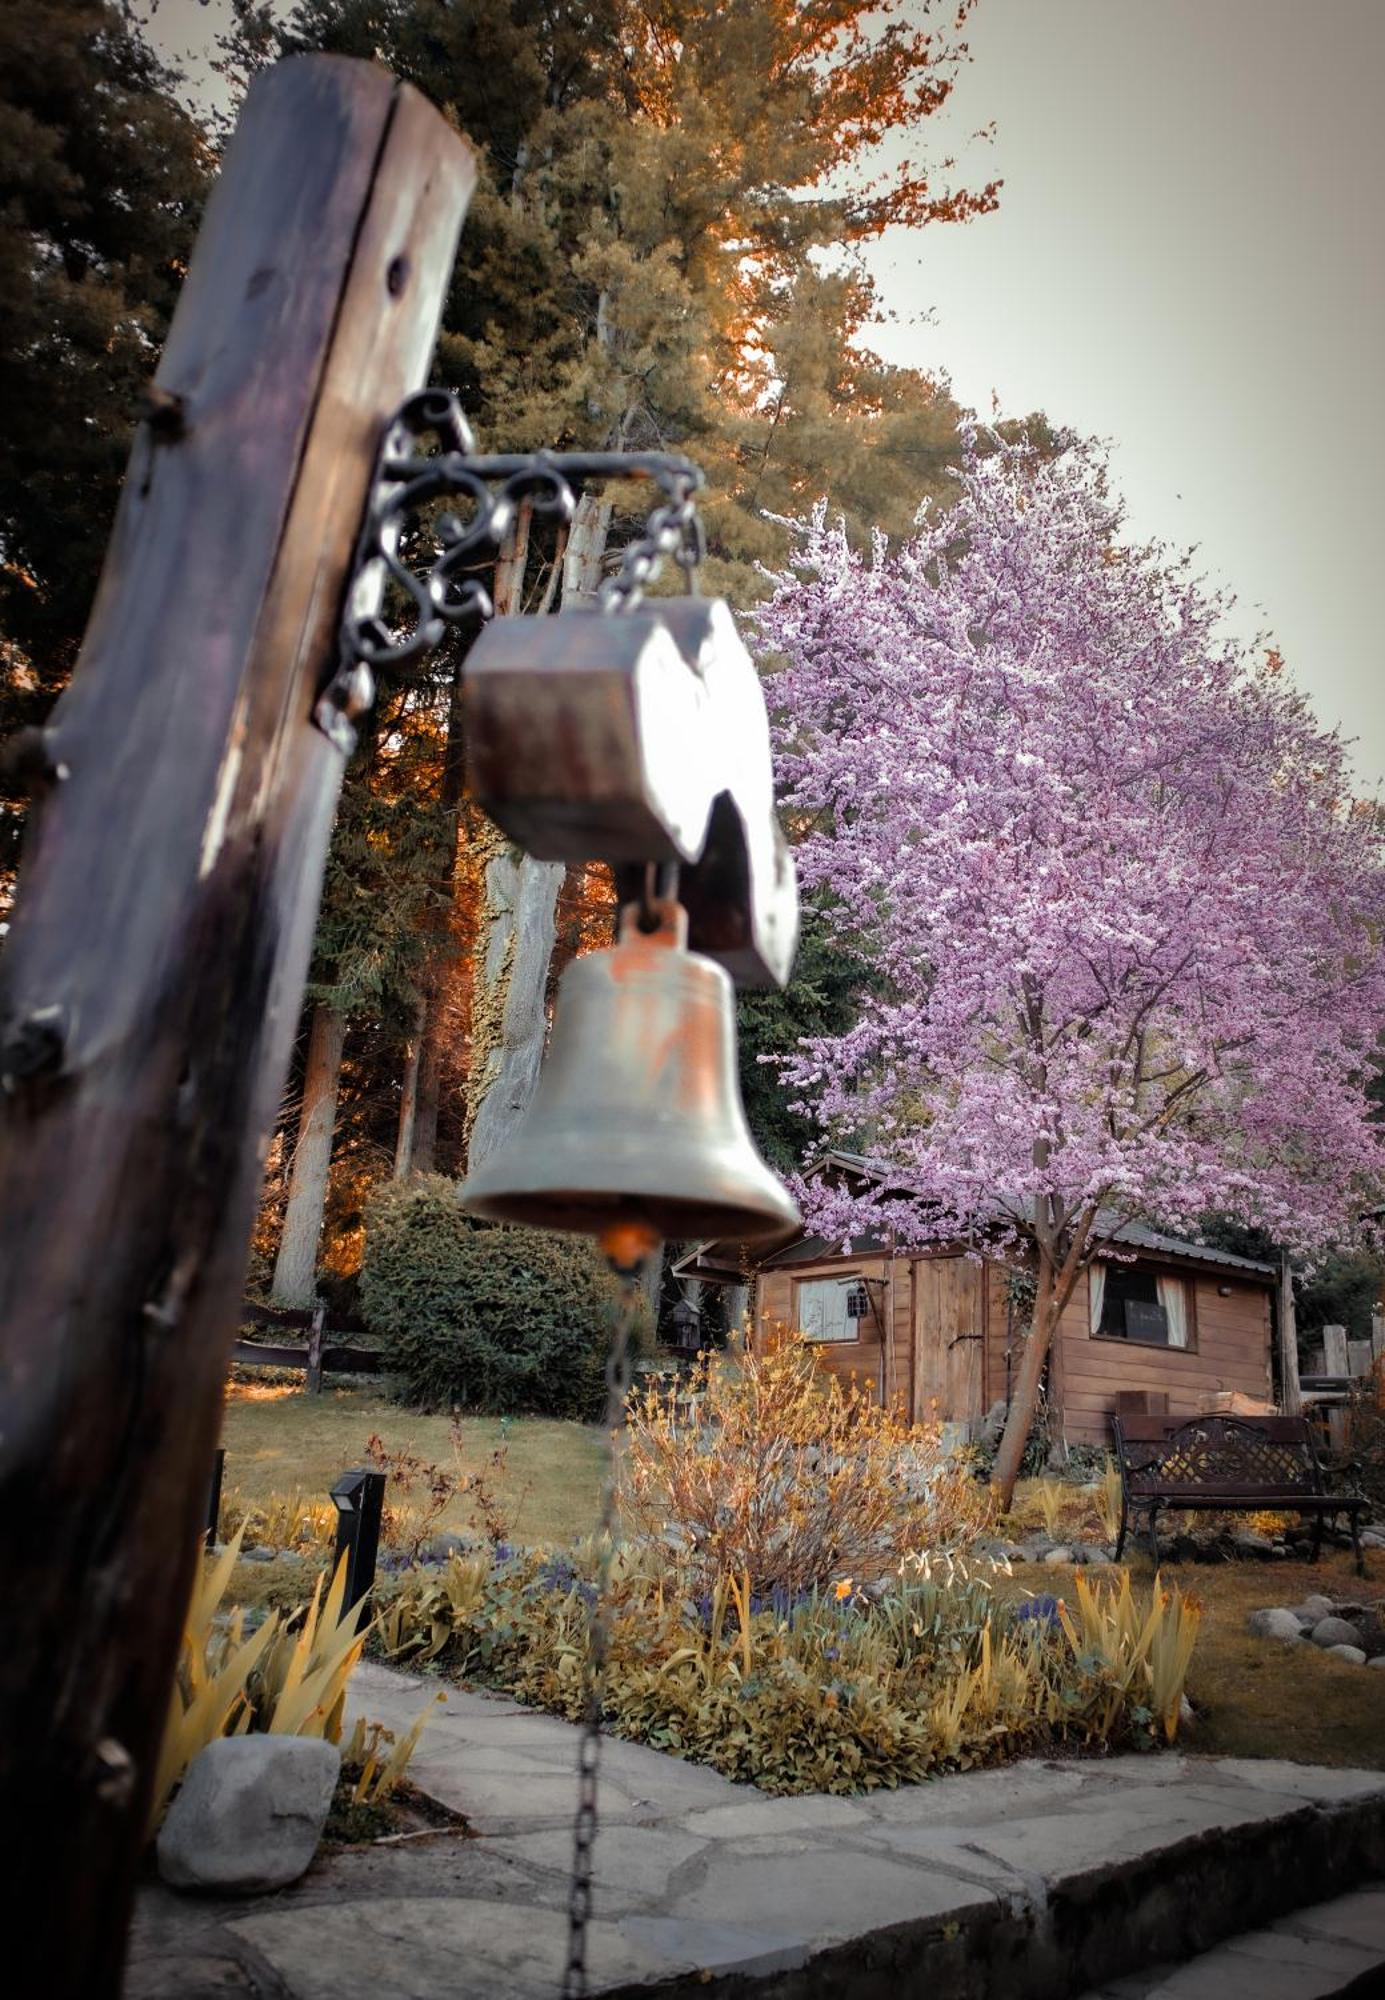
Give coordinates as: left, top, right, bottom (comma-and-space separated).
562, 1236, 652, 1999
596, 481, 704, 614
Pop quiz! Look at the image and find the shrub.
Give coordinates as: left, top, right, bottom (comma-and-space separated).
361, 1176, 641, 1419
619, 1328, 989, 1596
152, 1536, 432, 1829
373, 1547, 1199, 1793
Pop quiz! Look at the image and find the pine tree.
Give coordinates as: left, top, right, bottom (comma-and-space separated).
0, 0, 209, 900
216, 0, 1004, 1283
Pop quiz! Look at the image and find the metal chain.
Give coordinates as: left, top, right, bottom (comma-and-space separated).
562, 1245, 650, 1999
597, 481, 704, 613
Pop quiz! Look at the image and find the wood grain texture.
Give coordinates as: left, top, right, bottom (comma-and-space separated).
759, 1247, 1274, 1449
0, 56, 473, 1988
1058, 1275, 1272, 1443
912, 1256, 985, 1426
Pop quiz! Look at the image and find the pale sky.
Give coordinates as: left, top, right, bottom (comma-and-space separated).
861, 0, 1385, 788
146, 0, 1384, 787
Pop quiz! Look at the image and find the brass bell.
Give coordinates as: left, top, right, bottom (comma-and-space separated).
460, 900, 801, 1245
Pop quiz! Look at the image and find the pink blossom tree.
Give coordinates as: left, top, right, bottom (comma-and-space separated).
761, 432, 1385, 1505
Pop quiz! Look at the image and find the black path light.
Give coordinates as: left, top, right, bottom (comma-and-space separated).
329, 386, 804, 1999
328, 1468, 386, 1634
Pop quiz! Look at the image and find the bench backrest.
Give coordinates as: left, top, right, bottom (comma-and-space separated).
1111, 1414, 1322, 1500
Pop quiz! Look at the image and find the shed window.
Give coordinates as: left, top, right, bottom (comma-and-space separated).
796, 1275, 865, 1343
1090, 1264, 1191, 1348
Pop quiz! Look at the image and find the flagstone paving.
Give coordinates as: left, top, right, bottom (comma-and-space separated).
125, 1662, 1385, 1999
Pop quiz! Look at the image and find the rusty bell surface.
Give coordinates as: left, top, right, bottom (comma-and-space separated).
460, 900, 800, 1245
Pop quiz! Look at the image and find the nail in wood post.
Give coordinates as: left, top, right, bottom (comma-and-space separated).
0, 56, 474, 1990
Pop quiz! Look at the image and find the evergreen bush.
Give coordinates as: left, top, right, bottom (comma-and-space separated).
361, 1177, 637, 1420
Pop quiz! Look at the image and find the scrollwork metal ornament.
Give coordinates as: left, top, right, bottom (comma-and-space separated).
317, 388, 797, 993
314, 388, 707, 750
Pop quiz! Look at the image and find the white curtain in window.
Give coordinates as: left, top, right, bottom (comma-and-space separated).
1088, 1264, 1106, 1334
797, 1277, 855, 1343
1157, 1275, 1188, 1348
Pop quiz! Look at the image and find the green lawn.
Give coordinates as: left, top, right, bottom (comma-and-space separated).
220, 1380, 606, 1546
219, 1390, 1385, 1771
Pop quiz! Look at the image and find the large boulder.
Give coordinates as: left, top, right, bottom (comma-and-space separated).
157, 1736, 340, 1895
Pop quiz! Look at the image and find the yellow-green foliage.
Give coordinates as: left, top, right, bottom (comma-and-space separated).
341, 1700, 445, 1807
1097, 1460, 1124, 1544
1058, 1568, 1202, 1743
152, 1539, 431, 1829
221, 1488, 336, 1555
374, 1548, 1197, 1795
1034, 1478, 1069, 1541
621, 1330, 990, 1596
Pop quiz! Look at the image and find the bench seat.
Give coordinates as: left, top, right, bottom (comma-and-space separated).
1110, 1413, 1367, 1573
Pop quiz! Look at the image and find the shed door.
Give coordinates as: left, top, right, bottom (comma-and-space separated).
913, 1259, 985, 1428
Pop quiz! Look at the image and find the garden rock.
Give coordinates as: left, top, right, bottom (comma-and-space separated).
1310, 1616, 1362, 1650
1363, 1530, 1385, 1549
1370, 1656, 1385, 1669
243, 1546, 278, 1564
1231, 1530, 1277, 1557
425, 1531, 473, 1562
1043, 1546, 1074, 1567
158, 1736, 340, 1895
1326, 1645, 1368, 1666
1247, 1608, 1304, 1643
1296, 1595, 1336, 1623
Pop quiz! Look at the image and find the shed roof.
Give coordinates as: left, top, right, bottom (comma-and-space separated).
675, 1148, 1277, 1281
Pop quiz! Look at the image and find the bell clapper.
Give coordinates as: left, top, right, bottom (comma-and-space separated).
598, 1219, 662, 1281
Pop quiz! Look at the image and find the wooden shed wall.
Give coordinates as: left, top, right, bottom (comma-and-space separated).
1057, 1270, 1274, 1444
756, 1255, 908, 1407
756, 1247, 1275, 1448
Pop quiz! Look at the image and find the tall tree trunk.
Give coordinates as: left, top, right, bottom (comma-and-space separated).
991, 1228, 1091, 1510
465, 820, 564, 1172
411, 510, 532, 1172
411, 973, 444, 1175
561, 490, 613, 605
392, 991, 426, 1178
269, 1002, 347, 1306
992, 1249, 1058, 1509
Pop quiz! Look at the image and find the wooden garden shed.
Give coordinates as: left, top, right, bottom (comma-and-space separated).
679, 1151, 1279, 1447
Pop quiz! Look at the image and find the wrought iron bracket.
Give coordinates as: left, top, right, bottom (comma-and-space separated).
319, 389, 797, 989
316, 388, 707, 748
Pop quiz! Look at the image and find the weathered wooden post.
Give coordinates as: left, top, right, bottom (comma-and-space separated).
1278, 1249, 1303, 1417
1322, 1324, 1351, 1376
0, 56, 473, 1990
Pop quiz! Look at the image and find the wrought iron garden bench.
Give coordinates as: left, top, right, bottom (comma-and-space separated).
1110, 1413, 1367, 1574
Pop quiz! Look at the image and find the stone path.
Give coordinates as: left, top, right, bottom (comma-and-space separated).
125, 1663, 1385, 1999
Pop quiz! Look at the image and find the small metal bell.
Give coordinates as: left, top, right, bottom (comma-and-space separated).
460, 900, 801, 1245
